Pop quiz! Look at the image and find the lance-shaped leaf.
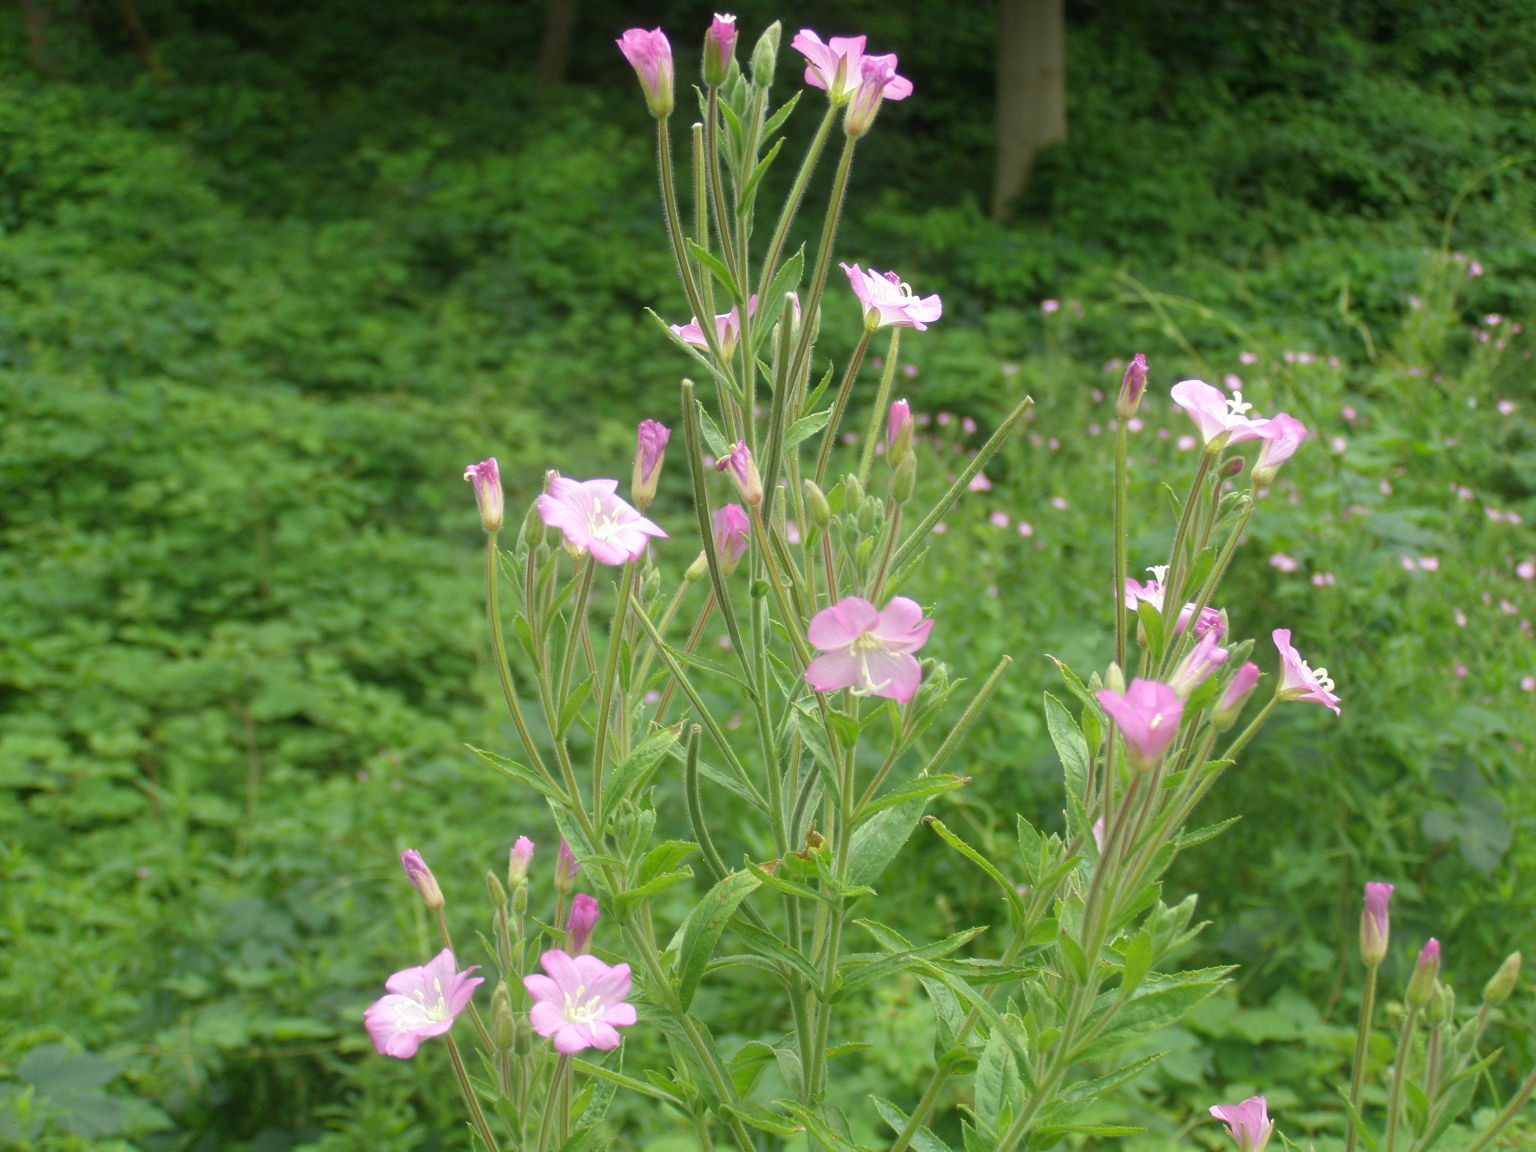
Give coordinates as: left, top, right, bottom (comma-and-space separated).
675, 869, 762, 1008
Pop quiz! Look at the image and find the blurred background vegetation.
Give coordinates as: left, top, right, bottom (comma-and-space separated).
1, 0, 1533, 1147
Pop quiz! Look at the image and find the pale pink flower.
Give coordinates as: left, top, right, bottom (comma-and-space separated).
1361, 882, 1393, 966
1272, 628, 1341, 714
841, 264, 942, 330
845, 55, 900, 135
968, 471, 992, 492
365, 949, 484, 1059
1176, 434, 1197, 452
669, 296, 758, 357
887, 398, 914, 461
1040, 298, 1061, 314
1170, 379, 1270, 451
400, 850, 444, 910
1050, 495, 1069, 510
1517, 561, 1534, 580
713, 503, 750, 569
567, 894, 599, 953
1017, 521, 1034, 537
703, 14, 737, 86
1521, 676, 1534, 691
791, 30, 912, 105
631, 420, 670, 510
555, 838, 579, 893
1117, 353, 1148, 418
537, 476, 667, 565
1169, 629, 1229, 697
1215, 661, 1261, 725
525, 949, 637, 1054
1252, 413, 1308, 484
1310, 572, 1335, 586
805, 596, 933, 702
508, 837, 534, 884
1096, 679, 1183, 771
464, 458, 504, 532
1209, 1096, 1274, 1151
715, 440, 763, 505
1497, 399, 1517, 416
617, 28, 674, 117
989, 511, 1010, 528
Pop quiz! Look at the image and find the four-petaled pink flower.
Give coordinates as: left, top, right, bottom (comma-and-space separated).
1096, 679, 1183, 771
791, 30, 912, 106
1252, 413, 1308, 484
617, 28, 674, 118
365, 948, 484, 1059
1272, 628, 1341, 714
842, 264, 942, 331
524, 949, 638, 1054
713, 503, 750, 570
805, 595, 933, 703
669, 296, 758, 358
1361, 881, 1393, 966
1209, 1096, 1274, 1152
1171, 379, 1270, 451
537, 476, 667, 566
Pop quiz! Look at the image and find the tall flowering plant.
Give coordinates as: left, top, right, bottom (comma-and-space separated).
363, 14, 1536, 1152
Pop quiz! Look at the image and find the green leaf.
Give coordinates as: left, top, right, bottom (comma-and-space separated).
856, 774, 966, 823
760, 90, 803, 142
694, 399, 732, 458
1040, 1053, 1161, 1123
1073, 968, 1232, 1063
556, 674, 593, 738
872, 1096, 957, 1152
687, 241, 741, 297
736, 136, 788, 219
600, 725, 682, 823
1118, 929, 1155, 997
784, 408, 832, 448
925, 816, 1028, 933
847, 791, 929, 888
721, 1102, 803, 1137
1045, 691, 1091, 814
833, 924, 988, 1002
467, 745, 567, 804
973, 1027, 1021, 1133
676, 869, 762, 1008
775, 1102, 872, 1152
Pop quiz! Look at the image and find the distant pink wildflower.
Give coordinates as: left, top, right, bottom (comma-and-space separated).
1209, 1096, 1274, 1151
842, 264, 942, 330
525, 949, 637, 1054
1272, 628, 1341, 714
805, 596, 932, 702
538, 476, 666, 565
791, 31, 912, 105
365, 949, 483, 1059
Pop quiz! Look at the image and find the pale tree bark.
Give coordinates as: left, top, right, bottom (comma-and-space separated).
991, 0, 1067, 221
537, 0, 578, 85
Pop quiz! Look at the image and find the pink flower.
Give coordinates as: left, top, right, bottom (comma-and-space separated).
713, 503, 750, 570
400, 850, 444, 910
1170, 379, 1270, 451
1214, 661, 1261, 726
887, 398, 914, 462
1040, 298, 1061, 315
537, 476, 667, 565
669, 296, 758, 357
617, 28, 674, 117
508, 837, 534, 884
464, 458, 504, 532
703, 14, 737, 87
805, 596, 933, 703
631, 420, 670, 510
841, 263, 942, 330
715, 440, 763, 505
968, 471, 992, 492
1095, 679, 1183, 771
791, 30, 912, 105
845, 54, 900, 135
567, 893, 600, 953
1252, 413, 1308, 484
1117, 353, 1148, 418
1272, 628, 1341, 714
1209, 1096, 1273, 1151
1407, 938, 1441, 1007
1169, 629, 1229, 697
1361, 881, 1393, 966
555, 839, 579, 893
525, 949, 637, 1054
365, 949, 484, 1059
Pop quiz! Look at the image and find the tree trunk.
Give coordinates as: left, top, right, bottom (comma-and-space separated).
536, 0, 578, 85
991, 0, 1066, 222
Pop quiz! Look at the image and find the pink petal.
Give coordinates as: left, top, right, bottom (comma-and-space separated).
808, 597, 879, 650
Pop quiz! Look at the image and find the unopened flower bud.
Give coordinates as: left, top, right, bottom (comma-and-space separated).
1103, 662, 1127, 696
1407, 938, 1441, 1008
464, 458, 504, 533
1223, 456, 1246, 478
617, 27, 674, 118
567, 892, 600, 952
492, 981, 516, 1051
485, 869, 507, 909
843, 472, 865, 512
554, 839, 579, 894
890, 452, 916, 503
716, 440, 763, 504
713, 503, 750, 572
1116, 353, 1148, 419
750, 20, 780, 86
686, 551, 710, 582
1427, 980, 1455, 1025
1212, 661, 1261, 731
508, 836, 534, 886
887, 398, 914, 465
400, 850, 444, 909
802, 478, 832, 526
702, 13, 737, 88
1483, 951, 1521, 1006
631, 419, 670, 510
1359, 881, 1393, 967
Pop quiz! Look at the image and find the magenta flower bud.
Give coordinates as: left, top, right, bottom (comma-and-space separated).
1272, 628, 1341, 714
1169, 629, 1229, 698
715, 439, 763, 505
1407, 938, 1441, 1007
887, 398, 914, 464
508, 836, 535, 885
617, 28, 674, 118
703, 13, 737, 88
554, 839, 579, 895
464, 458, 504, 533
1116, 353, 1148, 418
1209, 1096, 1274, 1152
1213, 661, 1261, 729
1360, 881, 1394, 967
567, 893, 600, 952
713, 503, 750, 571
1096, 679, 1183, 771
631, 419, 671, 510
1252, 412, 1308, 486
401, 849, 445, 910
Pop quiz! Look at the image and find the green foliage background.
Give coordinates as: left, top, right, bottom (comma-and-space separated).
1, 0, 1532, 1147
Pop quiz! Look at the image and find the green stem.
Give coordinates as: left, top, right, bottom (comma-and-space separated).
445, 1033, 501, 1152
754, 104, 840, 306
1458, 1061, 1536, 1152
857, 328, 902, 484
1113, 422, 1130, 671
484, 533, 557, 792
591, 561, 638, 818
1384, 1005, 1420, 1152
814, 329, 872, 486
1345, 963, 1381, 1152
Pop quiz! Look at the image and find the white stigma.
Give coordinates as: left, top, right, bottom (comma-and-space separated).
1226, 391, 1254, 416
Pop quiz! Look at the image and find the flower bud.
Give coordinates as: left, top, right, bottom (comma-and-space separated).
400, 850, 444, 909
1116, 353, 1148, 419
554, 839, 579, 895
508, 836, 534, 886
713, 503, 750, 572
686, 551, 710, 582
890, 452, 916, 503
843, 472, 865, 513
1359, 882, 1393, 967
1223, 456, 1246, 478
844, 55, 896, 137
887, 398, 914, 465
1483, 951, 1521, 1006
485, 869, 507, 909
631, 419, 670, 510
750, 20, 780, 86
716, 440, 763, 504
492, 981, 516, 1051
1407, 938, 1441, 1008
464, 458, 504, 533
703, 13, 736, 88
617, 27, 674, 118
1427, 980, 1455, 1025
802, 478, 832, 526
1212, 661, 1261, 731
567, 892, 600, 952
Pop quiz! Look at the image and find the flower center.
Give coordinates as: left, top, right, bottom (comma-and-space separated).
413, 977, 450, 1023
586, 497, 623, 542
1226, 391, 1254, 417
562, 984, 603, 1027
1311, 664, 1336, 692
